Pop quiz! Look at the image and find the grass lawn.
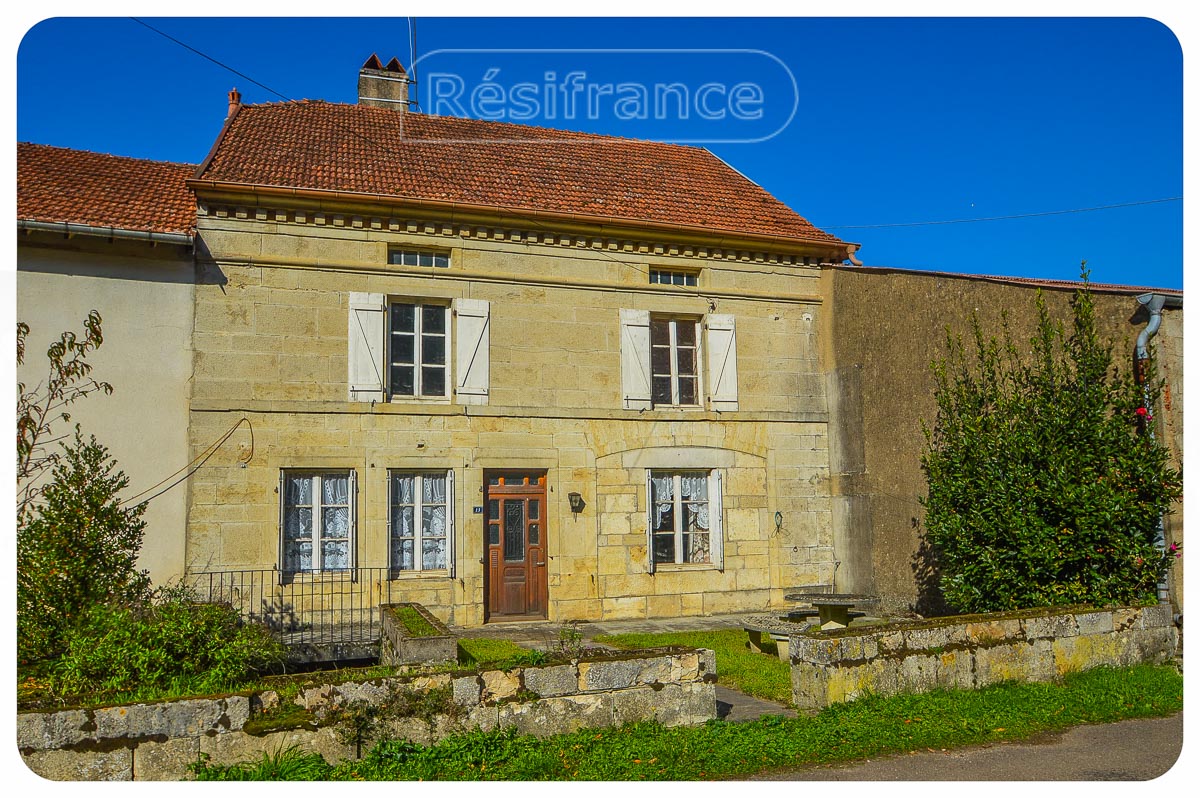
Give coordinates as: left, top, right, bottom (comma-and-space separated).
456, 637, 546, 669
595, 628, 793, 705
192, 663, 1183, 781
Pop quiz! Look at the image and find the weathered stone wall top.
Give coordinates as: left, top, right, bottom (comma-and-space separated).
18, 647, 716, 756
788, 604, 1178, 713
790, 604, 1174, 666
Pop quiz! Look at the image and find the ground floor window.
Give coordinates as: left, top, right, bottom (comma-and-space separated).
390, 470, 455, 572
649, 470, 719, 565
281, 470, 355, 572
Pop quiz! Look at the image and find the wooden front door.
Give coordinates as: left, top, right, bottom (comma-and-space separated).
484, 471, 548, 620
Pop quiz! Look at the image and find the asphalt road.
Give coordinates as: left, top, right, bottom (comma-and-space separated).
752, 713, 1184, 781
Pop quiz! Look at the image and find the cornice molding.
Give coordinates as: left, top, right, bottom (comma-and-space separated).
197, 198, 846, 268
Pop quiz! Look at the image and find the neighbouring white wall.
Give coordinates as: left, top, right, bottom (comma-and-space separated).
16, 236, 194, 585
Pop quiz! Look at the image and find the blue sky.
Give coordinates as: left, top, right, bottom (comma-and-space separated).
16, 16, 1184, 288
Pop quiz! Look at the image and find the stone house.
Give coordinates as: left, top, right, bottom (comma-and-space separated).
16, 57, 1183, 629
180, 58, 859, 627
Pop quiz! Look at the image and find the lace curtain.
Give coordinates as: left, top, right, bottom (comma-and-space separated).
390, 473, 447, 570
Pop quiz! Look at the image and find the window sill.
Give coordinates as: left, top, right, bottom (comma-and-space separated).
653, 562, 718, 573
387, 570, 452, 581
388, 396, 452, 405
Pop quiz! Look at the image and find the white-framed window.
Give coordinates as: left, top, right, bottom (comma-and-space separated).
620, 309, 738, 412
649, 268, 698, 287
389, 470, 456, 575
281, 470, 356, 573
389, 249, 450, 268
348, 293, 490, 406
647, 470, 724, 571
389, 302, 449, 398
650, 316, 701, 406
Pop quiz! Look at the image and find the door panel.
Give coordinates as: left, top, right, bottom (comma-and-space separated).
484, 471, 548, 620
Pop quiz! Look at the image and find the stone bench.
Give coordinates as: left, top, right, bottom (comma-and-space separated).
743, 615, 815, 661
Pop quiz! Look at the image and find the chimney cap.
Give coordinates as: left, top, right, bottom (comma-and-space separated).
227, 88, 242, 119
361, 53, 407, 74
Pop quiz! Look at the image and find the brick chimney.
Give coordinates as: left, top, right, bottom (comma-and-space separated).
358, 54, 408, 111
227, 88, 241, 120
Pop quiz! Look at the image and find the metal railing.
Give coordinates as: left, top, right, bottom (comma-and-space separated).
186, 567, 399, 646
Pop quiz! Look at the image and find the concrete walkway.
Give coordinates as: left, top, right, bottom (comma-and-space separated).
453, 612, 797, 722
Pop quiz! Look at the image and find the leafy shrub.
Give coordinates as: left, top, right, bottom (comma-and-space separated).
17, 432, 151, 665
921, 270, 1183, 612
48, 587, 285, 700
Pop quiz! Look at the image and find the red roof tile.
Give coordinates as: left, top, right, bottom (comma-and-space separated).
195, 101, 846, 248
17, 143, 195, 236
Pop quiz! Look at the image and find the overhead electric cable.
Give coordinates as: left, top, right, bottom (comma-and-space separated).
822, 197, 1181, 230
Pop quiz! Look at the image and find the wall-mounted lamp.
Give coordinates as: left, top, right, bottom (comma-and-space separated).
774, 511, 783, 533
568, 492, 586, 515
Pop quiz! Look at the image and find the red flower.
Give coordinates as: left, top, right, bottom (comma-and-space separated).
1135, 407, 1148, 417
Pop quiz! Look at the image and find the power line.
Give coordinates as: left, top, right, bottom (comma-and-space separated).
130, 18, 714, 297
131, 18, 291, 102
821, 197, 1181, 230
121, 418, 252, 508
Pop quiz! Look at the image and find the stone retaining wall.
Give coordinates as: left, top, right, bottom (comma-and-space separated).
18, 647, 716, 780
790, 605, 1177, 712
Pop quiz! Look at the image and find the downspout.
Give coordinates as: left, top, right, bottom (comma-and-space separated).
1133, 293, 1171, 606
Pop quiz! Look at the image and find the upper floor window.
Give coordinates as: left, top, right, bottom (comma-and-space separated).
389, 302, 448, 398
282, 470, 355, 573
651, 317, 700, 406
620, 309, 738, 412
649, 268, 698, 287
389, 249, 450, 268
349, 293, 490, 406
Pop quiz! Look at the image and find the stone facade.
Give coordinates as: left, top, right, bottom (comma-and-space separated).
18, 648, 717, 780
789, 605, 1178, 712
185, 196, 837, 625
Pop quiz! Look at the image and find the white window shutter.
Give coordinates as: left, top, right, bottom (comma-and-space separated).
386, 472, 395, 571
446, 469, 457, 578
277, 470, 286, 582
620, 308, 652, 410
348, 470, 358, 571
645, 470, 656, 574
710, 471, 725, 571
348, 292, 386, 402
706, 314, 739, 411
453, 298, 490, 405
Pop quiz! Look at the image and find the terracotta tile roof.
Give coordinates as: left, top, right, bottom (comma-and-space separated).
17, 143, 195, 236
194, 100, 846, 248
839, 264, 1183, 297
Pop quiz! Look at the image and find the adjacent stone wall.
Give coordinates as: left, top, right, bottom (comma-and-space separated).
18, 647, 716, 781
823, 265, 1185, 617
790, 605, 1177, 712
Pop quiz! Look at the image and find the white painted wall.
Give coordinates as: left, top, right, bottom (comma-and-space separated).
17, 237, 194, 585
